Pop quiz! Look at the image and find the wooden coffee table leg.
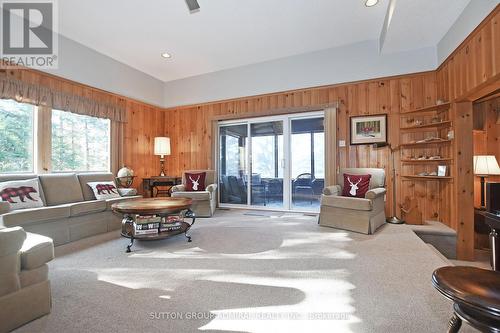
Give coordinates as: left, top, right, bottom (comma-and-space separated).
448, 311, 462, 333
126, 236, 134, 253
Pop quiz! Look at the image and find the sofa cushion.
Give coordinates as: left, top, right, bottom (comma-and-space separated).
77, 173, 115, 200
0, 206, 70, 227
321, 195, 373, 211
0, 227, 26, 255
87, 181, 120, 200
171, 191, 210, 201
0, 179, 44, 210
39, 173, 84, 206
105, 196, 142, 211
69, 200, 107, 216
20, 232, 54, 270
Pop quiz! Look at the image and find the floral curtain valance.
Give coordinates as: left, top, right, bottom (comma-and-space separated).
0, 76, 127, 122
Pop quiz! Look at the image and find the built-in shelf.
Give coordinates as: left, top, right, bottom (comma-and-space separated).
401, 102, 451, 115
401, 158, 453, 163
402, 175, 453, 180
400, 139, 452, 148
400, 121, 453, 131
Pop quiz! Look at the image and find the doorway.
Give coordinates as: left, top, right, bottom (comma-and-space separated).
217, 112, 325, 212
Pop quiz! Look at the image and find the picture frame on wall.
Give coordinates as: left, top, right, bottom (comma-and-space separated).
350, 114, 388, 145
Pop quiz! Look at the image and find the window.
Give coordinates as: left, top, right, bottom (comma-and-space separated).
0, 99, 35, 173
51, 110, 110, 172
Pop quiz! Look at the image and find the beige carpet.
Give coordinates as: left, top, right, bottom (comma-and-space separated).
15, 210, 477, 333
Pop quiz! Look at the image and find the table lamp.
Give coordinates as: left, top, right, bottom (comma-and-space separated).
474, 155, 500, 209
154, 137, 171, 176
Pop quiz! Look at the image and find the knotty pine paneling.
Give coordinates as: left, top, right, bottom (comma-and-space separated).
1, 68, 166, 193
437, 6, 500, 102
163, 72, 453, 226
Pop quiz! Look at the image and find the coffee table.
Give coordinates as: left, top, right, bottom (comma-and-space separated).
111, 198, 195, 253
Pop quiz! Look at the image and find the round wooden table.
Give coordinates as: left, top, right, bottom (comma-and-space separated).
112, 198, 195, 252
432, 266, 500, 332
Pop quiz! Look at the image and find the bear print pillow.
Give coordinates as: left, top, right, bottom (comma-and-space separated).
87, 181, 121, 200
0, 178, 44, 210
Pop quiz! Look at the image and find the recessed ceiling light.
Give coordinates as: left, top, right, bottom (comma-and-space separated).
365, 0, 379, 7
161, 52, 171, 59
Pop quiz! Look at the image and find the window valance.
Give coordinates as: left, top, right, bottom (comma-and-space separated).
0, 76, 127, 122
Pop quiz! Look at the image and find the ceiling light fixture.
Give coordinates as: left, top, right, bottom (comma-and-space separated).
365, 0, 379, 7
161, 52, 172, 59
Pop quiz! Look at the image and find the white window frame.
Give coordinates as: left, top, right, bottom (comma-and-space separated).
216, 111, 324, 213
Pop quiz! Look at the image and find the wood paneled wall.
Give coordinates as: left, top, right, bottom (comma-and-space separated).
436, 5, 500, 259
437, 6, 500, 102
1, 68, 166, 191
163, 72, 449, 223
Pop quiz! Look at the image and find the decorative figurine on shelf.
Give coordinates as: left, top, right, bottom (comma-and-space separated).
116, 166, 136, 188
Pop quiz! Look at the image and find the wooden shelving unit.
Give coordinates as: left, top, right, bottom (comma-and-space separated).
401, 158, 453, 164
397, 102, 455, 224
401, 175, 453, 180
400, 139, 452, 148
400, 120, 452, 131
400, 102, 451, 115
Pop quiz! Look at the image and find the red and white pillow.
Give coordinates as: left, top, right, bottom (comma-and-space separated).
185, 172, 206, 192
342, 174, 371, 198
0, 178, 44, 210
87, 181, 120, 200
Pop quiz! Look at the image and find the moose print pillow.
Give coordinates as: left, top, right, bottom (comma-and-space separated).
185, 172, 206, 192
0, 178, 44, 211
341, 174, 371, 198
87, 181, 120, 200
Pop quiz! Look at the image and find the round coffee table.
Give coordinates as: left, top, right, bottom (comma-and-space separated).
112, 198, 195, 253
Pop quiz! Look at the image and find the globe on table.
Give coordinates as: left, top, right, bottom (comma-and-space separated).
116, 166, 136, 188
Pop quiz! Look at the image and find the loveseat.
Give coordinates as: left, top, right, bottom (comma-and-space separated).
0, 173, 141, 246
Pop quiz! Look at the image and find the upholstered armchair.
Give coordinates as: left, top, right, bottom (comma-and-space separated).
319, 168, 386, 234
171, 170, 217, 217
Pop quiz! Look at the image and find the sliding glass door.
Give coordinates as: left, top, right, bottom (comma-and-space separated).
250, 121, 284, 208
218, 112, 324, 212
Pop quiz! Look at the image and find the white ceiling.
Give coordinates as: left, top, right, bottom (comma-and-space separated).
58, 0, 471, 83
381, 0, 471, 53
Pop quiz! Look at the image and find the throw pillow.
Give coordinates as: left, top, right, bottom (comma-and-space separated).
87, 181, 120, 200
342, 174, 372, 198
0, 178, 44, 210
185, 172, 206, 192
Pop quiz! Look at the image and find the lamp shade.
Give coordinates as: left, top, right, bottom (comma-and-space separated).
154, 137, 171, 156
474, 155, 500, 176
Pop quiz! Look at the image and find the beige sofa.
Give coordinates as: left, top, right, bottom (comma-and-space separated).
171, 170, 217, 217
0, 220, 54, 333
319, 168, 386, 234
0, 173, 141, 246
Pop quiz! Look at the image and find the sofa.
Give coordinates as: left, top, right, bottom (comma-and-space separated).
0, 220, 54, 333
0, 173, 141, 246
171, 170, 217, 217
319, 168, 386, 234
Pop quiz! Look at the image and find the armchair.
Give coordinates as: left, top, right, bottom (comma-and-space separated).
319, 168, 386, 234
171, 170, 217, 217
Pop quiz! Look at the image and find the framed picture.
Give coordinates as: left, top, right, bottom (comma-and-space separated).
437, 165, 447, 177
350, 114, 387, 145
